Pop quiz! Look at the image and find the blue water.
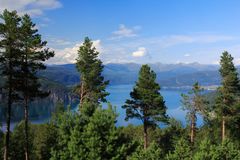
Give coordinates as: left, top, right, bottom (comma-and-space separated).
2, 84, 203, 131
104, 84, 191, 126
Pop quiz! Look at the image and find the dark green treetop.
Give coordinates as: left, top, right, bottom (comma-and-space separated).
216, 51, 240, 117
123, 64, 168, 126
0, 9, 22, 100
16, 14, 54, 100
75, 37, 109, 105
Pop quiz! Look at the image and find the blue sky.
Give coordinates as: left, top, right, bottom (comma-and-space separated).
1, 0, 240, 64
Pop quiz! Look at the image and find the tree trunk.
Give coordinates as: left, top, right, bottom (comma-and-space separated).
143, 120, 148, 150
80, 82, 84, 105
190, 114, 196, 144
4, 74, 12, 160
222, 116, 226, 142
24, 96, 29, 160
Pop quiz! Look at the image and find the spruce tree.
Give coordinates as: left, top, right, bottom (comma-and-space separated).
216, 51, 240, 142
0, 9, 22, 160
75, 37, 109, 106
16, 14, 54, 160
181, 82, 208, 144
122, 64, 168, 149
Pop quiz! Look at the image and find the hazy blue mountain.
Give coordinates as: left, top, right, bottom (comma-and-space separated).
41, 62, 222, 87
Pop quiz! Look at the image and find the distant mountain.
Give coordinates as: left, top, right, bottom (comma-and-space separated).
40, 62, 224, 87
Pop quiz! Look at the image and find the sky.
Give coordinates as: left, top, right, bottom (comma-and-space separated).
1, 0, 240, 65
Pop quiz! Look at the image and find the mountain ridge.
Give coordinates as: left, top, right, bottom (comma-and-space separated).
41, 62, 234, 87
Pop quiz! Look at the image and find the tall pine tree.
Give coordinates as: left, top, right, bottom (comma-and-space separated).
122, 64, 168, 149
75, 37, 109, 106
216, 51, 240, 142
16, 14, 54, 160
181, 82, 208, 144
0, 10, 21, 160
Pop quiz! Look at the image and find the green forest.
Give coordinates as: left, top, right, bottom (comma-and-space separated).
1, 10, 240, 160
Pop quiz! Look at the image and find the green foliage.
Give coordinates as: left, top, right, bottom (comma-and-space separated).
9, 121, 35, 160
50, 107, 77, 159
79, 101, 98, 117
128, 142, 163, 160
0, 10, 22, 159
193, 138, 213, 160
0, 9, 22, 97
80, 105, 129, 160
215, 51, 240, 117
123, 64, 168, 149
157, 118, 186, 154
213, 51, 240, 141
209, 140, 240, 160
75, 37, 109, 104
15, 14, 54, 101
166, 138, 192, 160
181, 82, 209, 143
181, 82, 209, 122
54, 101, 65, 114
51, 103, 133, 160
32, 124, 57, 160
123, 64, 168, 125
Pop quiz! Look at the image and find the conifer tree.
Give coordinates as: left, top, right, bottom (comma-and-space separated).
181, 82, 208, 144
16, 14, 54, 160
122, 64, 168, 149
216, 51, 240, 142
75, 37, 109, 106
0, 9, 21, 160
166, 138, 191, 160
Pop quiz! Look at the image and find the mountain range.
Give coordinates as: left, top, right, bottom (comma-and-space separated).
40, 62, 231, 87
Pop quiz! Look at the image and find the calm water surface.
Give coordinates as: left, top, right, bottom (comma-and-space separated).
2, 84, 204, 131
105, 84, 190, 126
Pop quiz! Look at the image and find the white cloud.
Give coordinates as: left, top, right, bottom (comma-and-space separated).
48, 37, 73, 46
0, 0, 62, 17
47, 40, 102, 64
212, 60, 220, 65
132, 47, 147, 57
235, 58, 240, 65
42, 17, 51, 22
144, 35, 235, 49
111, 24, 140, 39
166, 35, 234, 44
102, 34, 236, 64
125, 34, 235, 49
212, 58, 240, 65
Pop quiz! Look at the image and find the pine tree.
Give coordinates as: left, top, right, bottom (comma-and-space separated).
16, 14, 54, 160
0, 9, 22, 160
210, 140, 240, 160
166, 138, 191, 160
193, 138, 213, 160
181, 82, 208, 144
75, 37, 109, 106
129, 142, 163, 160
122, 64, 168, 149
51, 104, 132, 160
216, 51, 240, 142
